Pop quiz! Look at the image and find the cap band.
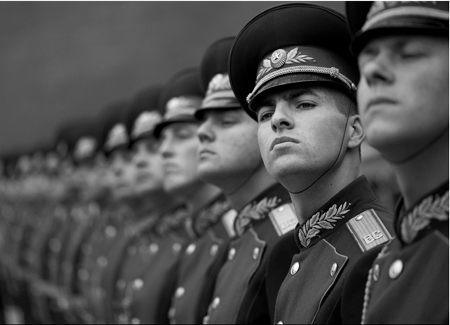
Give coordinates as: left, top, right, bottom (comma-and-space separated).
247, 65, 357, 103
164, 96, 202, 120
363, 5, 449, 32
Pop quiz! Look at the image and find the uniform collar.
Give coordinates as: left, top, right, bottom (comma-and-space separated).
395, 181, 449, 245
234, 182, 291, 236
295, 175, 376, 250
191, 193, 231, 237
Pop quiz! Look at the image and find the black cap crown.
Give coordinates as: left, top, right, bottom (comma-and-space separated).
229, 3, 359, 120
347, 1, 449, 55
154, 68, 204, 138
195, 36, 241, 118
125, 85, 164, 145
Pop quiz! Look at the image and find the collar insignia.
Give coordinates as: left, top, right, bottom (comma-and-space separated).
298, 202, 351, 248
194, 200, 232, 235
235, 196, 281, 235
401, 191, 449, 244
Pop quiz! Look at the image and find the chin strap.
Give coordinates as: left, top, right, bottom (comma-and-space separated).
383, 125, 449, 165
287, 102, 352, 195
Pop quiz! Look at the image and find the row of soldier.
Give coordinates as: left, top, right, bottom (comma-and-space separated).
0, 2, 448, 324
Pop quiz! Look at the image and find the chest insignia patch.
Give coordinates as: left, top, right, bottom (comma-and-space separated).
269, 203, 298, 236
401, 191, 449, 244
299, 202, 351, 247
346, 209, 392, 252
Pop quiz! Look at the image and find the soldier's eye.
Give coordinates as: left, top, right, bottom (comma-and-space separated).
258, 111, 273, 123
296, 102, 315, 110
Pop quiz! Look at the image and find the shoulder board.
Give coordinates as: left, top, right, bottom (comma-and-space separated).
269, 203, 298, 236
346, 209, 393, 253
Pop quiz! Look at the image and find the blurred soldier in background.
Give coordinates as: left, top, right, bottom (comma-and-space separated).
166, 39, 241, 325
346, 1, 449, 323
228, 3, 394, 324
196, 37, 295, 324
109, 85, 185, 325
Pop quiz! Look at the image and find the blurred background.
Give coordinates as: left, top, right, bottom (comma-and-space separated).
0, 1, 346, 155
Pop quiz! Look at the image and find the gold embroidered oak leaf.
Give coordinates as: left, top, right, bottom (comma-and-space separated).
299, 202, 351, 247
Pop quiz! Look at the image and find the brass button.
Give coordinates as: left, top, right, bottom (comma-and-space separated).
175, 287, 185, 299
168, 306, 176, 319
116, 279, 126, 290
228, 248, 236, 261
97, 256, 108, 267
132, 278, 144, 291
186, 243, 196, 255
330, 263, 338, 277
149, 243, 159, 255
373, 264, 380, 281
252, 247, 260, 260
356, 215, 363, 221
277, 322, 283, 325
173, 243, 182, 254
389, 259, 403, 279
290, 262, 300, 275
212, 297, 220, 309
210, 244, 218, 257
105, 225, 117, 238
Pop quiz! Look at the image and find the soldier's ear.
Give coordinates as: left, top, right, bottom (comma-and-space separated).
347, 114, 365, 149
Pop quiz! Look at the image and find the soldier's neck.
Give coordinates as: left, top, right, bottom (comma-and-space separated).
289, 162, 362, 225
391, 133, 449, 210
226, 166, 278, 212
183, 182, 223, 217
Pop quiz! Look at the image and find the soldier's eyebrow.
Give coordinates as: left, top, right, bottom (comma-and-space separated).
284, 88, 319, 101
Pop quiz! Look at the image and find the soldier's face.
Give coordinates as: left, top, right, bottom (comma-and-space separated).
132, 138, 165, 195
158, 122, 203, 196
255, 85, 349, 188
357, 35, 449, 161
109, 149, 136, 198
196, 109, 263, 191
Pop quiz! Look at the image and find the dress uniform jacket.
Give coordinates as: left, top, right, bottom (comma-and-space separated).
204, 183, 297, 324
274, 176, 393, 324
358, 181, 449, 324
116, 205, 192, 324
110, 212, 159, 324
168, 195, 235, 324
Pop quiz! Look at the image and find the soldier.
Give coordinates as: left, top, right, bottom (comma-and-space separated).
195, 37, 296, 324
125, 67, 225, 325
346, 2, 449, 323
228, 3, 394, 324
110, 85, 187, 325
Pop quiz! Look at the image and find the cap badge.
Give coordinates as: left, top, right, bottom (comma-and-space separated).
132, 111, 162, 139
105, 123, 128, 150
206, 74, 232, 96
257, 47, 316, 81
75, 137, 97, 160
270, 49, 287, 68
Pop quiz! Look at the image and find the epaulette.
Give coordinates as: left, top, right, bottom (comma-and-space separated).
346, 209, 393, 252
268, 203, 298, 236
